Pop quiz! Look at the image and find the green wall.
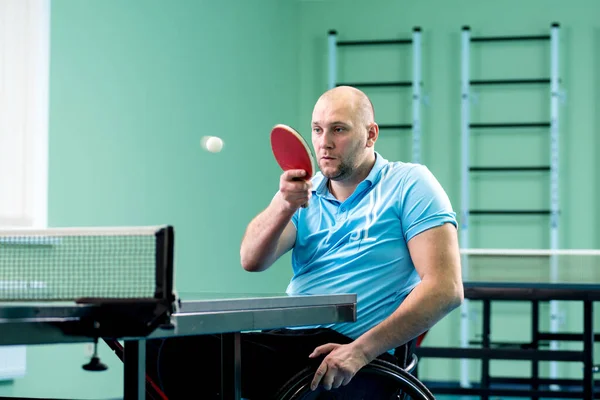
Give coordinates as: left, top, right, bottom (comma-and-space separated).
1, 1, 300, 398
2, 0, 599, 398
298, 0, 599, 250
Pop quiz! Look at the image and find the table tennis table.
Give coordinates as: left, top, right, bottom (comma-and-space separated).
0, 291, 356, 400
0, 225, 357, 400
415, 249, 600, 399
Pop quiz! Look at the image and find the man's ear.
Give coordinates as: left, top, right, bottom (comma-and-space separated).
366, 123, 379, 148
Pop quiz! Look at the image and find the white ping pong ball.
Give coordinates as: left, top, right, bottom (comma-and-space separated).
203, 136, 224, 153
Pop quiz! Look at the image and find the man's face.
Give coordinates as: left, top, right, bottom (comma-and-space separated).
310, 96, 368, 181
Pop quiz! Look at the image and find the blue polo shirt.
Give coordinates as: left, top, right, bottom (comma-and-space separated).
286, 152, 457, 340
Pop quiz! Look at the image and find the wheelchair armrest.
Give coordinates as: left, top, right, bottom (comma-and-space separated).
405, 353, 418, 374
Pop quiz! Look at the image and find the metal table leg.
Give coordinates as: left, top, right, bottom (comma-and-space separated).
221, 332, 242, 400
584, 300, 594, 399
124, 339, 145, 400
531, 300, 539, 400
481, 299, 491, 400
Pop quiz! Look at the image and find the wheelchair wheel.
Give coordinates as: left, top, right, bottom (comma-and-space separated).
272, 358, 435, 400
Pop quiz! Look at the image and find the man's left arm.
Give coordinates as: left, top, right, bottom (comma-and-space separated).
309, 222, 463, 390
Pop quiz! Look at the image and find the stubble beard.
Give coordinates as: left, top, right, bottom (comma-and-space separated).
321, 158, 353, 182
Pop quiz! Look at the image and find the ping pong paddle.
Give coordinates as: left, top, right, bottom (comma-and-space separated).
270, 124, 316, 208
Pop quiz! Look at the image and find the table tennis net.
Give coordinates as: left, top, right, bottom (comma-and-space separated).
461, 248, 600, 284
0, 225, 173, 301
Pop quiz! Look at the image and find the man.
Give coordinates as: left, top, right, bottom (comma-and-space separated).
239, 85, 463, 393
147, 86, 462, 399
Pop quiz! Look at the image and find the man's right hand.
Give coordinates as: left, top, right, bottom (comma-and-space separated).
277, 169, 312, 212
240, 170, 306, 272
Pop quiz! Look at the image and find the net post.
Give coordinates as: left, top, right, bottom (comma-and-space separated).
154, 225, 176, 310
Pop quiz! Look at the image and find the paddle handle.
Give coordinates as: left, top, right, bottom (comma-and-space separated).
292, 177, 309, 208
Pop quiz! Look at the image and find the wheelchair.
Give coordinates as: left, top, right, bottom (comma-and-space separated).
271, 353, 435, 400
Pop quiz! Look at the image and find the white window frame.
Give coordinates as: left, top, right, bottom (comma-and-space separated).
0, 0, 49, 229
0, 0, 50, 381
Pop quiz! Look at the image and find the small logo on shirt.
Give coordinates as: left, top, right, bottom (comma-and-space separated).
350, 228, 376, 243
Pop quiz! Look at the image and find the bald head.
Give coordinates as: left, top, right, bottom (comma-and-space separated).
314, 86, 375, 126
310, 86, 379, 184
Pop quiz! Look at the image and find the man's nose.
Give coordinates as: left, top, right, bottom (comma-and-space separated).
318, 131, 334, 149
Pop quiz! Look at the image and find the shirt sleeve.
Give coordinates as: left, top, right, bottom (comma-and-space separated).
400, 165, 457, 242
291, 208, 299, 228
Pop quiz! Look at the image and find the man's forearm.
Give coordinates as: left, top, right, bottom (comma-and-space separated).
240, 194, 295, 272
353, 277, 463, 362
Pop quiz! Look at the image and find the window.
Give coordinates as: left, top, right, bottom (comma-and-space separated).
0, 0, 50, 380
0, 0, 49, 229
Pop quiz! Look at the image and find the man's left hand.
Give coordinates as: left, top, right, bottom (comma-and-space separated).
308, 342, 370, 391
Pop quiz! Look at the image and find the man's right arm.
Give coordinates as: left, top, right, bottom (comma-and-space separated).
240, 169, 311, 272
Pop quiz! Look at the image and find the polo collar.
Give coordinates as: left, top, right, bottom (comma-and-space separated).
312, 152, 388, 197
